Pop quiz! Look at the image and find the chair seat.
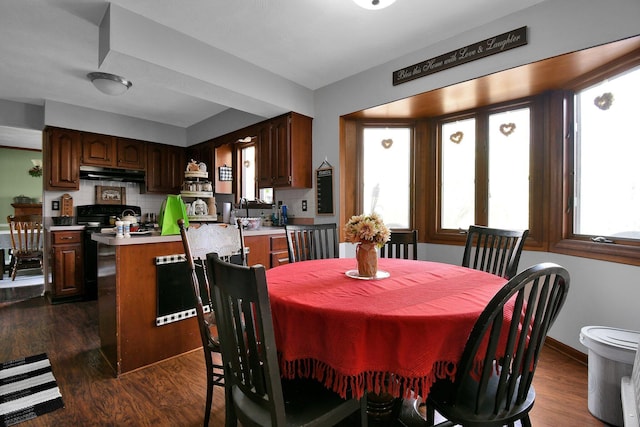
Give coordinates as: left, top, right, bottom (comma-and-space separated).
428, 375, 536, 427
233, 378, 363, 427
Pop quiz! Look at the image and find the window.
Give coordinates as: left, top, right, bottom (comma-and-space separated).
361, 126, 412, 229
238, 142, 256, 201
573, 65, 640, 240
438, 105, 532, 232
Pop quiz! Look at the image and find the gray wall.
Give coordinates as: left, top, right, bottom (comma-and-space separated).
318, 0, 640, 352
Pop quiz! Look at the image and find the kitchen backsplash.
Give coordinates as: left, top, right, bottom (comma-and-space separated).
44, 181, 318, 224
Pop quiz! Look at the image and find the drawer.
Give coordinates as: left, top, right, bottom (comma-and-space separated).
52, 231, 82, 244
270, 235, 288, 251
271, 251, 289, 268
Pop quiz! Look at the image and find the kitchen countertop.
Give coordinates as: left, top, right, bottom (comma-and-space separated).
92, 225, 285, 246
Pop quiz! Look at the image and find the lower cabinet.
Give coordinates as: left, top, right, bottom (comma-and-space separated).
50, 231, 84, 302
244, 232, 289, 269
270, 235, 289, 267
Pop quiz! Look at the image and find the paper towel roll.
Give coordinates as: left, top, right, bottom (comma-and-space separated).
223, 202, 231, 223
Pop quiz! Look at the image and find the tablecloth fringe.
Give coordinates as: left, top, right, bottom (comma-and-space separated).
279, 357, 458, 400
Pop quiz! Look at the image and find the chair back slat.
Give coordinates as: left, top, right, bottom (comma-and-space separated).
285, 223, 339, 263
206, 252, 287, 426
177, 219, 225, 426
462, 225, 529, 279
380, 230, 418, 260
7, 216, 44, 280
443, 263, 569, 421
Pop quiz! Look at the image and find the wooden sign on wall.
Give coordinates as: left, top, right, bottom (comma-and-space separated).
393, 26, 528, 86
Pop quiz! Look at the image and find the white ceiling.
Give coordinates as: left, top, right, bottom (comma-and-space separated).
0, 0, 547, 148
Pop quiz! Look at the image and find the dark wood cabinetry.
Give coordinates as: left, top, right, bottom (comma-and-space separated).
146, 143, 184, 193
44, 128, 81, 191
257, 112, 312, 189
81, 133, 115, 167
81, 133, 146, 170
50, 230, 84, 302
116, 138, 146, 170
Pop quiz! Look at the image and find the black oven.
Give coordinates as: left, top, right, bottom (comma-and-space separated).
76, 204, 141, 300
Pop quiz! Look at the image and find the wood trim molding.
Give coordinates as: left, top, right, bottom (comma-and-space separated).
545, 337, 587, 366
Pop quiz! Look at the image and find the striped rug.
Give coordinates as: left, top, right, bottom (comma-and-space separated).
0, 353, 64, 427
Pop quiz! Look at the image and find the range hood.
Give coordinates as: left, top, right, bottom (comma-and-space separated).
80, 166, 145, 183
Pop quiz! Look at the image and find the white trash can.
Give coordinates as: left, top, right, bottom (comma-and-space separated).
580, 326, 639, 427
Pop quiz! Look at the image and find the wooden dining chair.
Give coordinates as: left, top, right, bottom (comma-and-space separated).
285, 223, 339, 263
424, 262, 570, 427
462, 225, 529, 279
177, 219, 225, 427
380, 230, 418, 260
205, 252, 367, 427
7, 215, 44, 281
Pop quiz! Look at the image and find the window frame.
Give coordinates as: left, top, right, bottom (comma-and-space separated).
428, 97, 546, 250
355, 120, 417, 232
341, 50, 640, 266
550, 54, 640, 266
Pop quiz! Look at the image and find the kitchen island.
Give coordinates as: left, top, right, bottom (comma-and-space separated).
92, 226, 285, 376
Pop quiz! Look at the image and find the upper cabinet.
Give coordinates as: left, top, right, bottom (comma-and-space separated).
81, 133, 115, 167
81, 133, 146, 170
257, 112, 312, 189
116, 138, 146, 170
44, 128, 81, 191
145, 143, 184, 194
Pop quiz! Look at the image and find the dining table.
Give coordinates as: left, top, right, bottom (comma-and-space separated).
265, 257, 510, 406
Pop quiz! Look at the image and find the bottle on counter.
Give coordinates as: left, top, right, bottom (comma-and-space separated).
115, 220, 124, 239
123, 220, 131, 238
281, 205, 288, 226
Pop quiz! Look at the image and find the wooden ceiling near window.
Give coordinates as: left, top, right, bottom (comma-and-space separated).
345, 35, 640, 119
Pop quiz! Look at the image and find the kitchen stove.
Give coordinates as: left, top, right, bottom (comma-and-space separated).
76, 204, 142, 228
76, 204, 141, 300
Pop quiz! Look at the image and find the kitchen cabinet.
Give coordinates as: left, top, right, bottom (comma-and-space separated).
243, 231, 288, 269
116, 138, 146, 170
44, 127, 81, 191
244, 235, 271, 268
146, 143, 184, 193
81, 133, 146, 170
270, 235, 289, 267
50, 230, 84, 302
81, 133, 115, 167
257, 112, 312, 189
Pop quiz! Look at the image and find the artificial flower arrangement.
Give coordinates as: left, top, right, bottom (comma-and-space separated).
344, 213, 391, 248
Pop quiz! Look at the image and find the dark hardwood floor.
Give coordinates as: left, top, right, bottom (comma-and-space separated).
1, 296, 606, 426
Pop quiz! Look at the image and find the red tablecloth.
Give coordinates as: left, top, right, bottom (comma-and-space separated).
266, 258, 508, 399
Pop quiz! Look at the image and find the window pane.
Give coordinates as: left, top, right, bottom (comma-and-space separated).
488, 108, 530, 229
241, 145, 255, 201
441, 118, 475, 229
362, 127, 411, 228
574, 66, 640, 239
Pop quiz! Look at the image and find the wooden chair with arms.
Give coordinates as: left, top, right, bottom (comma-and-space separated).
424, 262, 570, 427
285, 223, 339, 263
177, 219, 227, 426
205, 252, 367, 427
380, 230, 418, 260
462, 225, 529, 279
7, 215, 44, 281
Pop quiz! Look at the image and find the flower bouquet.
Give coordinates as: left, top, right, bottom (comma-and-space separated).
344, 213, 390, 277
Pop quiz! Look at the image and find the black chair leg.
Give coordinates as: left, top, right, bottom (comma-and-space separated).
204, 374, 213, 427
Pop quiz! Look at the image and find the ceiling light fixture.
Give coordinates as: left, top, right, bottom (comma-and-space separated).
352, 0, 396, 10
87, 72, 133, 96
